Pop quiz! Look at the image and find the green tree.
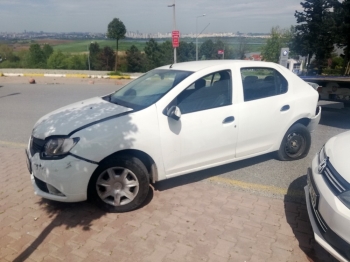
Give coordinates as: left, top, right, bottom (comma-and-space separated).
213, 40, 234, 59
126, 45, 145, 72
97, 46, 116, 71
144, 38, 162, 70
47, 50, 67, 69
234, 37, 249, 59
261, 26, 292, 63
198, 39, 233, 60
159, 41, 174, 65
65, 54, 87, 70
0, 44, 12, 61
334, 0, 350, 69
89, 42, 101, 70
199, 39, 215, 60
107, 18, 126, 71
17, 49, 30, 68
178, 41, 196, 62
42, 44, 54, 60
293, 0, 336, 73
28, 43, 46, 68
0, 44, 19, 64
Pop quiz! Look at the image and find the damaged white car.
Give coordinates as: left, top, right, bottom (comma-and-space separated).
26, 60, 321, 212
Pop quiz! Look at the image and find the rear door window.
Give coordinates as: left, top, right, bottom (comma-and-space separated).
241, 68, 288, 102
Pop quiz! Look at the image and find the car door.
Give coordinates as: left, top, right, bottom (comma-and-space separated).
235, 67, 293, 158
157, 70, 239, 178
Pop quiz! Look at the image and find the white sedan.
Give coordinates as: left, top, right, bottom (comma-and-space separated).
305, 130, 350, 262
26, 60, 321, 212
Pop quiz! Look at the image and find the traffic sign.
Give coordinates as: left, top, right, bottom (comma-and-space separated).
172, 30, 180, 37
172, 30, 180, 48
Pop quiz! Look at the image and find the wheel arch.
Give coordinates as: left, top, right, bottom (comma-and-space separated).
274, 117, 311, 152
93, 149, 158, 184
292, 117, 311, 127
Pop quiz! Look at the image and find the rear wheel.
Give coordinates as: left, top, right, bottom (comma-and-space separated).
89, 155, 149, 212
277, 123, 311, 161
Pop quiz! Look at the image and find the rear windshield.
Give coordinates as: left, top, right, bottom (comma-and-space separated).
109, 69, 193, 110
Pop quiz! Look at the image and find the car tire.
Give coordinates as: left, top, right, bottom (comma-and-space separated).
88, 155, 149, 212
277, 123, 311, 161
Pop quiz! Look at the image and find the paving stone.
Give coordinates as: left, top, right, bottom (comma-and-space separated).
0, 146, 336, 262
144, 245, 172, 262
272, 233, 298, 252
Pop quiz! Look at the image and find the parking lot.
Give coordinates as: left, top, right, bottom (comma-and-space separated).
1, 79, 349, 261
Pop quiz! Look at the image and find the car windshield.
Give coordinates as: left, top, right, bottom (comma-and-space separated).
109, 69, 193, 110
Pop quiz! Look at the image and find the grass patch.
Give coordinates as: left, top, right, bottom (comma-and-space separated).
107, 71, 123, 76
53, 40, 146, 53
52, 38, 265, 54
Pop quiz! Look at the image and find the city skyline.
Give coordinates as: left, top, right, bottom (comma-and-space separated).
1, 0, 304, 34
0, 29, 270, 39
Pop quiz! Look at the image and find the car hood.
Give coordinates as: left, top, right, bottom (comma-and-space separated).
326, 130, 350, 182
32, 97, 132, 139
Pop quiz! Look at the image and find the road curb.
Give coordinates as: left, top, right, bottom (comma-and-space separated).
0, 72, 131, 79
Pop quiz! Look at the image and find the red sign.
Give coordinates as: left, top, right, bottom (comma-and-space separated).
172, 30, 180, 37
218, 49, 224, 55
172, 30, 180, 48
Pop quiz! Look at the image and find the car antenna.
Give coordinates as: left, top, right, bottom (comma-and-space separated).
169, 64, 173, 68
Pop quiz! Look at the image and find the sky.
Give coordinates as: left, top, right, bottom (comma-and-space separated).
0, 0, 305, 34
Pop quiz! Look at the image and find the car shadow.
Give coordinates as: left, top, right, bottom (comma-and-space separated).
284, 175, 338, 262
12, 199, 105, 262
12, 185, 154, 262
154, 153, 274, 191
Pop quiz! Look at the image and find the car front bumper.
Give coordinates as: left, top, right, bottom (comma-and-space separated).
27, 149, 98, 202
305, 154, 350, 262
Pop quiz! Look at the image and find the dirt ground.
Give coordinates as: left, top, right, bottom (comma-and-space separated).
8, 39, 75, 51
0, 76, 131, 86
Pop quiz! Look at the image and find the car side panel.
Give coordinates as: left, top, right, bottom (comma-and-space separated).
69, 105, 167, 180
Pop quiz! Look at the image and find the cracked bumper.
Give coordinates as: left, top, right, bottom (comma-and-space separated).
28, 152, 98, 202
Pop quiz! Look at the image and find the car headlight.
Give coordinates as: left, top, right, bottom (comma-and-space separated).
43, 137, 79, 157
338, 191, 350, 209
318, 145, 327, 163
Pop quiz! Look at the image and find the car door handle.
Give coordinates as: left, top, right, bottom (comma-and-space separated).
281, 105, 290, 112
223, 116, 235, 123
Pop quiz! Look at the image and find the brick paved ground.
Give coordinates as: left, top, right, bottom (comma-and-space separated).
0, 146, 337, 262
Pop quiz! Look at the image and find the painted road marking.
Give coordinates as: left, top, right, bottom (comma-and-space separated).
0, 140, 27, 148
208, 176, 304, 197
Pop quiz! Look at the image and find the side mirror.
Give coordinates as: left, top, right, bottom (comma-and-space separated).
167, 106, 181, 121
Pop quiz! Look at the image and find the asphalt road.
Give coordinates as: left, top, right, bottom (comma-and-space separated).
1, 82, 350, 202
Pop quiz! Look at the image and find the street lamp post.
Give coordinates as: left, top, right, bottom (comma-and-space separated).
196, 14, 206, 61
168, 0, 177, 63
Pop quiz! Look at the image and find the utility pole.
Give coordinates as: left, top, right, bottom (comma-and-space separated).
196, 14, 206, 61
168, 0, 177, 63
87, 44, 91, 70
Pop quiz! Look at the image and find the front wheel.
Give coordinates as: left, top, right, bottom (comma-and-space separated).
277, 123, 311, 161
88, 155, 149, 212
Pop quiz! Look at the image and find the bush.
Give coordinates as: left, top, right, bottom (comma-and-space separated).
322, 68, 344, 75
107, 71, 123, 76
0, 60, 22, 68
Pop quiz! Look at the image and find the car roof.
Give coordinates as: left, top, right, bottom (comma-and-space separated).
157, 60, 278, 72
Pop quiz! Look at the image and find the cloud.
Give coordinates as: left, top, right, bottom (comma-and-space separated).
0, 0, 304, 33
